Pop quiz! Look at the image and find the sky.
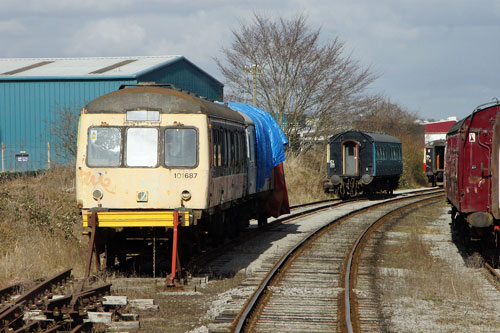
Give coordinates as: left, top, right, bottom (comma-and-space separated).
1, 0, 499, 121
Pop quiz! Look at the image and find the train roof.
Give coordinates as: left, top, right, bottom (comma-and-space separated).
425, 139, 446, 147
228, 102, 288, 167
448, 101, 500, 134
328, 130, 401, 144
448, 117, 467, 134
84, 85, 244, 123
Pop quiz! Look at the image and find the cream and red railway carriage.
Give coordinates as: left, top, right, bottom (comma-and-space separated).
76, 85, 288, 276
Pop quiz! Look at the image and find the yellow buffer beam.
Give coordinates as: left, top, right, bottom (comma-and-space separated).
83, 211, 190, 227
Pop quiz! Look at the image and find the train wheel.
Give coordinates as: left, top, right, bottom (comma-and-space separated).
258, 214, 268, 228
239, 216, 250, 230
339, 185, 348, 200
208, 213, 224, 245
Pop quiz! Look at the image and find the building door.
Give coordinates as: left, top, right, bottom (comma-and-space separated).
343, 141, 358, 176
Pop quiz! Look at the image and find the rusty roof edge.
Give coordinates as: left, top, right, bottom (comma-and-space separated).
83, 86, 243, 122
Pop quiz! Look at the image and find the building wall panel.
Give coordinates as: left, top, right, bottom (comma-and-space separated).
139, 59, 223, 101
0, 79, 134, 172
0, 57, 224, 172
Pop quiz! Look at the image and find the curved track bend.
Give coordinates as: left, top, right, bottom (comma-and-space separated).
232, 190, 444, 332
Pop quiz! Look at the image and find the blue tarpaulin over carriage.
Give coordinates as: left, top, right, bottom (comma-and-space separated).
226, 102, 288, 189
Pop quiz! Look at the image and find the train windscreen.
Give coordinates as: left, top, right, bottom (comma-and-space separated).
165, 128, 197, 167
126, 128, 158, 167
87, 127, 121, 167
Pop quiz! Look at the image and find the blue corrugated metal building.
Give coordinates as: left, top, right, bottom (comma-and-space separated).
0, 56, 223, 172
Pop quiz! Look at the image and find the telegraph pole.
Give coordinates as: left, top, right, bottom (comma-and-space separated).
244, 64, 262, 106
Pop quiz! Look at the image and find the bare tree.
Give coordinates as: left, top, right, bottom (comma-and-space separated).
216, 13, 378, 151
50, 105, 79, 164
352, 99, 421, 138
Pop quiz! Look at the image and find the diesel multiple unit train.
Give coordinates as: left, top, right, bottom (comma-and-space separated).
323, 131, 403, 198
75, 85, 289, 275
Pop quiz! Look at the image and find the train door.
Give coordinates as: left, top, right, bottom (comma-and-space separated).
246, 126, 257, 194
343, 141, 358, 176
436, 145, 445, 171
489, 111, 500, 219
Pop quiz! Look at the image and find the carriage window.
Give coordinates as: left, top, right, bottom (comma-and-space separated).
347, 146, 355, 156
126, 128, 158, 167
230, 132, 236, 166
165, 128, 197, 167
216, 130, 222, 167
87, 127, 121, 167
212, 129, 218, 167
223, 131, 229, 167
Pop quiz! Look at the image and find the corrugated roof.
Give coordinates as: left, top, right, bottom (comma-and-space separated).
0, 56, 182, 78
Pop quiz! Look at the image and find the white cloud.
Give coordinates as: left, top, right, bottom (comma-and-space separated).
0, 0, 136, 14
1, 0, 500, 119
68, 19, 146, 56
0, 19, 27, 35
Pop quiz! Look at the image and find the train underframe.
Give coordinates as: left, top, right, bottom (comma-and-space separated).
86, 192, 272, 283
450, 206, 500, 266
427, 171, 444, 187
324, 175, 400, 199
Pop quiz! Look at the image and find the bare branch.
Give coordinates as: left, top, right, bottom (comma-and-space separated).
215, 13, 377, 151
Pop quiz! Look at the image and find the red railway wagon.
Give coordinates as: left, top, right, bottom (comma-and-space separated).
445, 101, 500, 228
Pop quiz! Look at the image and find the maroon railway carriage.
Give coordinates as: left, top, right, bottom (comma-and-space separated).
445, 101, 500, 230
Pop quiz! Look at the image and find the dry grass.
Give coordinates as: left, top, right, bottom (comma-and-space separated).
379, 204, 482, 303
0, 166, 87, 286
283, 150, 330, 205
399, 138, 427, 188
376, 203, 500, 331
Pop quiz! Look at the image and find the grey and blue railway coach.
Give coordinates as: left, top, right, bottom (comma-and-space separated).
323, 130, 403, 198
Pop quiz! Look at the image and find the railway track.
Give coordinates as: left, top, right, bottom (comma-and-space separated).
275, 188, 437, 224
0, 268, 121, 332
189, 188, 437, 275
226, 189, 444, 332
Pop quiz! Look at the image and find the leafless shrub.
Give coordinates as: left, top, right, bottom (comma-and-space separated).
50, 105, 79, 165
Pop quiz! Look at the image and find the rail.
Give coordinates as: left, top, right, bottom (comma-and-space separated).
233, 189, 444, 332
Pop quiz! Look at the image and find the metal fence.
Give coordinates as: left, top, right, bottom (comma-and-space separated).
1, 142, 56, 173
